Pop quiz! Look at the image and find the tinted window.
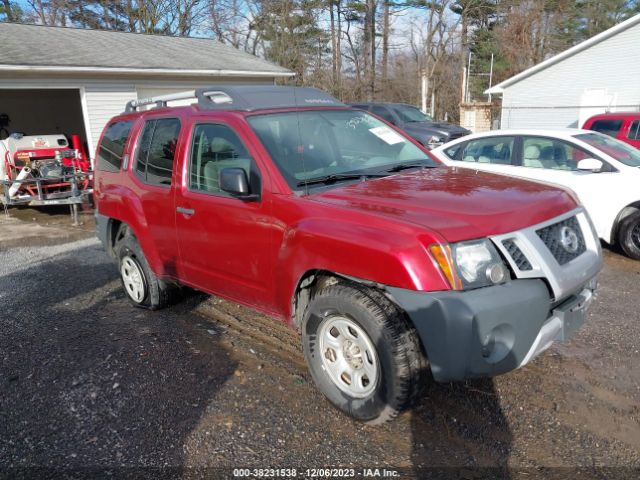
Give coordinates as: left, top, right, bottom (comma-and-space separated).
189, 123, 259, 195
461, 137, 514, 165
97, 120, 133, 172
590, 119, 623, 137
371, 106, 396, 124
521, 137, 590, 170
628, 120, 640, 140
134, 118, 181, 186
392, 105, 433, 123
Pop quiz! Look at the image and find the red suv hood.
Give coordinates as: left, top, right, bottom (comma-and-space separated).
310, 167, 577, 243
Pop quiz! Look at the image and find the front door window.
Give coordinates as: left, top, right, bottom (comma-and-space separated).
521, 137, 590, 171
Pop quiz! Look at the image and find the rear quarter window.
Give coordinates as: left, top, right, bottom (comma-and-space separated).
444, 143, 464, 159
97, 120, 134, 172
589, 119, 623, 138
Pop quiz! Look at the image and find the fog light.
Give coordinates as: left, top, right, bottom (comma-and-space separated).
486, 263, 507, 284
481, 334, 495, 358
481, 324, 515, 364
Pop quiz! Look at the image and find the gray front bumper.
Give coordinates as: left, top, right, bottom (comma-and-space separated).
389, 279, 595, 382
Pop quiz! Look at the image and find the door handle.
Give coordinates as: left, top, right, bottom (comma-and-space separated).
176, 206, 195, 216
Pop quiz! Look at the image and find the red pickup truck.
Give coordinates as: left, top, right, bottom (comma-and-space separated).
582, 112, 640, 150
95, 86, 602, 423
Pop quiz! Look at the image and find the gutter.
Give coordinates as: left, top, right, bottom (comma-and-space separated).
0, 64, 295, 77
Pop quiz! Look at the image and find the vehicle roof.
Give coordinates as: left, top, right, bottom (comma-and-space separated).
124, 85, 346, 115
585, 112, 640, 120
110, 104, 355, 124
348, 102, 415, 108
442, 128, 592, 141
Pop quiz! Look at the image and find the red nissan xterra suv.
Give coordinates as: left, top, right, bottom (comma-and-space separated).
95, 86, 602, 423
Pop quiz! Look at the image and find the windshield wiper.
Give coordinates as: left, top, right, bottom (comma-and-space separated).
383, 162, 436, 173
297, 173, 386, 187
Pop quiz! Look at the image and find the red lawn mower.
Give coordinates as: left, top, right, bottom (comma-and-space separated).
1, 129, 93, 220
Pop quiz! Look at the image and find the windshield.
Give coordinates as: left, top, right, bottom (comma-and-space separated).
393, 105, 433, 123
575, 132, 640, 167
247, 109, 439, 192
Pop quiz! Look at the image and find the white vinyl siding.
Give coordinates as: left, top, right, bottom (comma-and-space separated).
499, 21, 640, 129
83, 85, 137, 155
0, 75, 278, 160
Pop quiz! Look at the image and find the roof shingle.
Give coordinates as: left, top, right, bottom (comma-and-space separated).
0, 23, 292, 75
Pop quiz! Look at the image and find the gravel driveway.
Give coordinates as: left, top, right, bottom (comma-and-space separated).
0, 213, 638, 479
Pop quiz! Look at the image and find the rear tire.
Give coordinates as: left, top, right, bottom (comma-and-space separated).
114, 226, 174, 310
618, 211, 640, 260
301, 283, 427, 424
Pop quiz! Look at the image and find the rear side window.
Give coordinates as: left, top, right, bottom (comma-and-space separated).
134, 118, 181, 187
589, 119, 623, 138
97, 120, 133, 172
628, 120, 640, 140
461, 137, 514, 165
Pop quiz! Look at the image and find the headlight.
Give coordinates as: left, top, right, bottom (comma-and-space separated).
430, 239, 509, 290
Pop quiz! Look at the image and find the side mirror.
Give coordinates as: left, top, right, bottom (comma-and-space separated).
577, 158, 603, 172
219, 168, 259, 201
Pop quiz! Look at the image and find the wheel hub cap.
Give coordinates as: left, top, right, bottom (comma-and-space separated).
318, 316, 379, 398
632, 222, 640, 249
121, 256, 145, 303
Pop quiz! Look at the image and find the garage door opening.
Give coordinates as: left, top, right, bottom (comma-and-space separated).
0, 89, 89, 155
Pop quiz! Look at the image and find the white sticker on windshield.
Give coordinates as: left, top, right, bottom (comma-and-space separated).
369, 126, 405, 145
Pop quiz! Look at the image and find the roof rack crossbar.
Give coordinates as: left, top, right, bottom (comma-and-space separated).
123, 85, 344, 113
125, 90, 198, 112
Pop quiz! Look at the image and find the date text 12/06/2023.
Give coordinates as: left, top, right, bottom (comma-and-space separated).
232, 467, 400, 478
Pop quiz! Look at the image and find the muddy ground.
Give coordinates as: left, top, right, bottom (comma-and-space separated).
0, 207, 639, 479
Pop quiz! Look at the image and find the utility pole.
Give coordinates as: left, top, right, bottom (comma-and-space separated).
421, 72, 428, 113
465, 51, 472, 103
488, 53, 494, 103
431, 92, 435, 119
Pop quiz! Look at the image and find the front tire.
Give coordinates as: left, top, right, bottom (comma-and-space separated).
302, 283, 427, 424
618, 211, 640, 260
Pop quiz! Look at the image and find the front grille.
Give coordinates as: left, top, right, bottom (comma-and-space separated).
536, 216, 586, 265
502, 239, 532, 271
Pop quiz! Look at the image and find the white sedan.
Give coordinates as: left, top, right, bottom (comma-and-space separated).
431, 129, 640, 260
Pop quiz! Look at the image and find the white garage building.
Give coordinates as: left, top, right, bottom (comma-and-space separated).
487, 14, 640, 129
0, 23, 293, 158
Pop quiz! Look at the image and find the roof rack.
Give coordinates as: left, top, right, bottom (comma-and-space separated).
124, 85, 344, 113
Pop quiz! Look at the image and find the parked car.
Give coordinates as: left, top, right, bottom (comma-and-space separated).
431, 129, 640, 260
582, 112, 640, 149
95, 87, 602, 424
349, 102, 469, 149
